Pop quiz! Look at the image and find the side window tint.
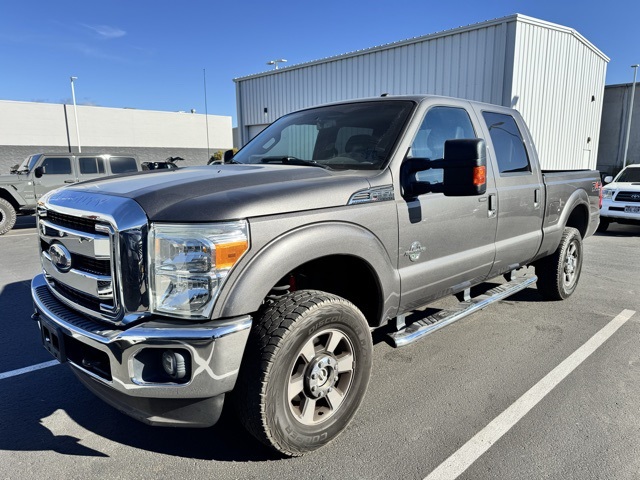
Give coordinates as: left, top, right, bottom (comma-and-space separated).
482, 112, 531, 174
410, 106, 476, 184
41, 157, 72, 175
79, 157, 105, 174
109, 157, 138, 174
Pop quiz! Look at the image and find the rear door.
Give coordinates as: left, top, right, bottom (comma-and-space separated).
473, 108, 545, 277
77, 156, 107, 182
396, 101, 498, 312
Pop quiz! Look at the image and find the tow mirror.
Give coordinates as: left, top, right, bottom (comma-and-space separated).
440, 139, 487, 196
34, 166, 44, 178
401, 139, 487, 198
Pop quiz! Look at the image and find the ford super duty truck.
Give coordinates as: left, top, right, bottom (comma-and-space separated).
30, 95, 601, 456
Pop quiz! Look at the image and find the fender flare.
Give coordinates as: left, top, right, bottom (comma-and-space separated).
214, 221, 400, 323
537, 188, 590, 260
0, 186, 26, 209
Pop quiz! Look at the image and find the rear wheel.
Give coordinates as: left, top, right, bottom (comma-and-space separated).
235, 290, 373, 456
535, 227, 583, 300
0, 198, 17, 235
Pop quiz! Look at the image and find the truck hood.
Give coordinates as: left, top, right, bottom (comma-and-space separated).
65, 165, 372, 221
605, 181, 640, 191
0, 173, 25, 185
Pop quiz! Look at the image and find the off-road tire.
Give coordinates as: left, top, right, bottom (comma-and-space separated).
596, 218, 609, 233
235, 290, 373, 456
535, 227, 583, 300
0, 198, 17, 235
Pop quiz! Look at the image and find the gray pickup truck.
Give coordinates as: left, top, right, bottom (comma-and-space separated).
30, 95, 601, 456
0, 153, 141, 235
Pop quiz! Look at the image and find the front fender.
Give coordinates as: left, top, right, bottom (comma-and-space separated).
0, 186, 27, 208
214, 221, 400, 324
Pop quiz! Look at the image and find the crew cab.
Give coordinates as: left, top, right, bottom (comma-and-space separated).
599, 163, 640, 231
0, 153, 141, 235
30, 95, 600, 457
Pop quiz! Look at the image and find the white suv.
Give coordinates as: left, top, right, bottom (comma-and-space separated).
599, 164, 640, 231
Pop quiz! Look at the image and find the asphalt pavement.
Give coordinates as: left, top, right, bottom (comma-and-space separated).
1, 216, 639, 480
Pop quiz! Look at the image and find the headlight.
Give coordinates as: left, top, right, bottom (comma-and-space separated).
602, 189, 614, 199
149, 221, 249, 319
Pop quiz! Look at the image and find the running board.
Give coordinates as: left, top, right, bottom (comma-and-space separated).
388, 276, 537, 348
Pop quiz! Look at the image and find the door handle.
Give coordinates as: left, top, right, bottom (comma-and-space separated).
534, 188, 540, 208
64, 180, 77, 184
488, 194, 497, 218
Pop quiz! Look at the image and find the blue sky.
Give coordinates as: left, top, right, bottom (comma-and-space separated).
1, 0, 639, 126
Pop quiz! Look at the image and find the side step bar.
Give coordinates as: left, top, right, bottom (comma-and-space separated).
388, 275, 537, 347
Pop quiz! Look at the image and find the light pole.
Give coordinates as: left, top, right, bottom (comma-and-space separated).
266, 59, 287, 70
622, 64, 639, 168
70, 76, 82, 153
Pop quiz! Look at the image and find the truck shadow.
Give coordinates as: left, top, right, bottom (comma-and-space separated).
14, 215, 37, 230
0, 280, 280, 462
595, 224, 640, 237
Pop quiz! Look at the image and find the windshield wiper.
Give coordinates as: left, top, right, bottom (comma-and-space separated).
260, 156, 331, 170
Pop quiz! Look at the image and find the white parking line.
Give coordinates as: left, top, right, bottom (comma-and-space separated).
0, 232, 37, 238
424, 309, 637, 480
0, 360, 59, 380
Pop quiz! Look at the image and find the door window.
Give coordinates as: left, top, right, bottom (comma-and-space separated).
79, 157, 105, 174
482, 112, 531, 174
41, 157, 72, 175
410, 106, 476, 184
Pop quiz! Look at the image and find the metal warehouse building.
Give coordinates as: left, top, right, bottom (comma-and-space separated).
234, 14, 608, 170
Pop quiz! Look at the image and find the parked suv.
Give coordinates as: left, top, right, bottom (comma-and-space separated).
599, 163, 640, 231
0, 153, 141, 235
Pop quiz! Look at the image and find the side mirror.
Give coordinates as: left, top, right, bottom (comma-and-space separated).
603, 175, 613, 184
440, 139, 487, 196
223, 149, 234, 163
34, 166, 44, 178
401, 139, 487, 198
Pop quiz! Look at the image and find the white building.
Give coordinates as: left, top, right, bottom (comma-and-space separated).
234, 14, 608, 170
0, 100, 233, 172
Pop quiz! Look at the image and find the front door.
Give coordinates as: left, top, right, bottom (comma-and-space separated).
33, 156, 76, 200
397, 105, 498, 312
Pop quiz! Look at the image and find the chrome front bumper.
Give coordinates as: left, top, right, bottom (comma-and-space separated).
31, 273, 252, 426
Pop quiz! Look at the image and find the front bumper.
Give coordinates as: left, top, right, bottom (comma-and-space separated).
31, 273, 252, 427
600, 199, 640, 222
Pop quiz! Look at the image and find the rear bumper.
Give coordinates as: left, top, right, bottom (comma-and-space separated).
31, 273, 252, 427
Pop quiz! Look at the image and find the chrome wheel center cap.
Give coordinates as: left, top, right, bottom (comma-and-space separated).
306, 355, 339, 399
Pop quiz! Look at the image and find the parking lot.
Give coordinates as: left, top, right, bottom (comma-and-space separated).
1, 217, 639, 479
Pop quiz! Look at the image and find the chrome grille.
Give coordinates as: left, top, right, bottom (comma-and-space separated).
38, 209, 119, 321
37, 190, 150, 326
615, 191, 640, 203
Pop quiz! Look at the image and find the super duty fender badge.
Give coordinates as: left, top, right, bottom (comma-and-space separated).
405, 242, 426, 262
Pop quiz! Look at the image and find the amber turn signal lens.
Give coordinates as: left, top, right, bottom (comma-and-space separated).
473, 166, 486, 186
215, 241, 248, 269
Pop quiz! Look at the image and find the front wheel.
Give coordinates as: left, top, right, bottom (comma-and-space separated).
596, 217, 609, 232
535, 227, 583, 300
0, 198, 17, 236
235, 290, 373, 456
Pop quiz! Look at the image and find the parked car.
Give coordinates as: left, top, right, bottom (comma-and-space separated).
0, 153, 142, 235
598, 164, 640, 231
31, 95, 600, 457
141, 156, 183, 170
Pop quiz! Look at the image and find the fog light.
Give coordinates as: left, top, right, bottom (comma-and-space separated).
162, 350, 186, 380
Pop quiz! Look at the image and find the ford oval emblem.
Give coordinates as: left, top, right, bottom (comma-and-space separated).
49, 243, 72, 273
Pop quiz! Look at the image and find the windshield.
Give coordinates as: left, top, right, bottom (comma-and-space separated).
233, 101, 415, 170
615, 167, 640, 183
16, 154, 42, 173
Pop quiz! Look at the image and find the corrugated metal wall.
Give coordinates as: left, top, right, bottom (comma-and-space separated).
235, 15, 608, 170
510, 19, 607, 170
236, 19, 515, 144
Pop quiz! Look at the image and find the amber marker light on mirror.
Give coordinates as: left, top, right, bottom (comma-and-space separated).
473, 166, 487, 186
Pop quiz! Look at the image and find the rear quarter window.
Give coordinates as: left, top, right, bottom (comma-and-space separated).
109, 157, 138, 174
